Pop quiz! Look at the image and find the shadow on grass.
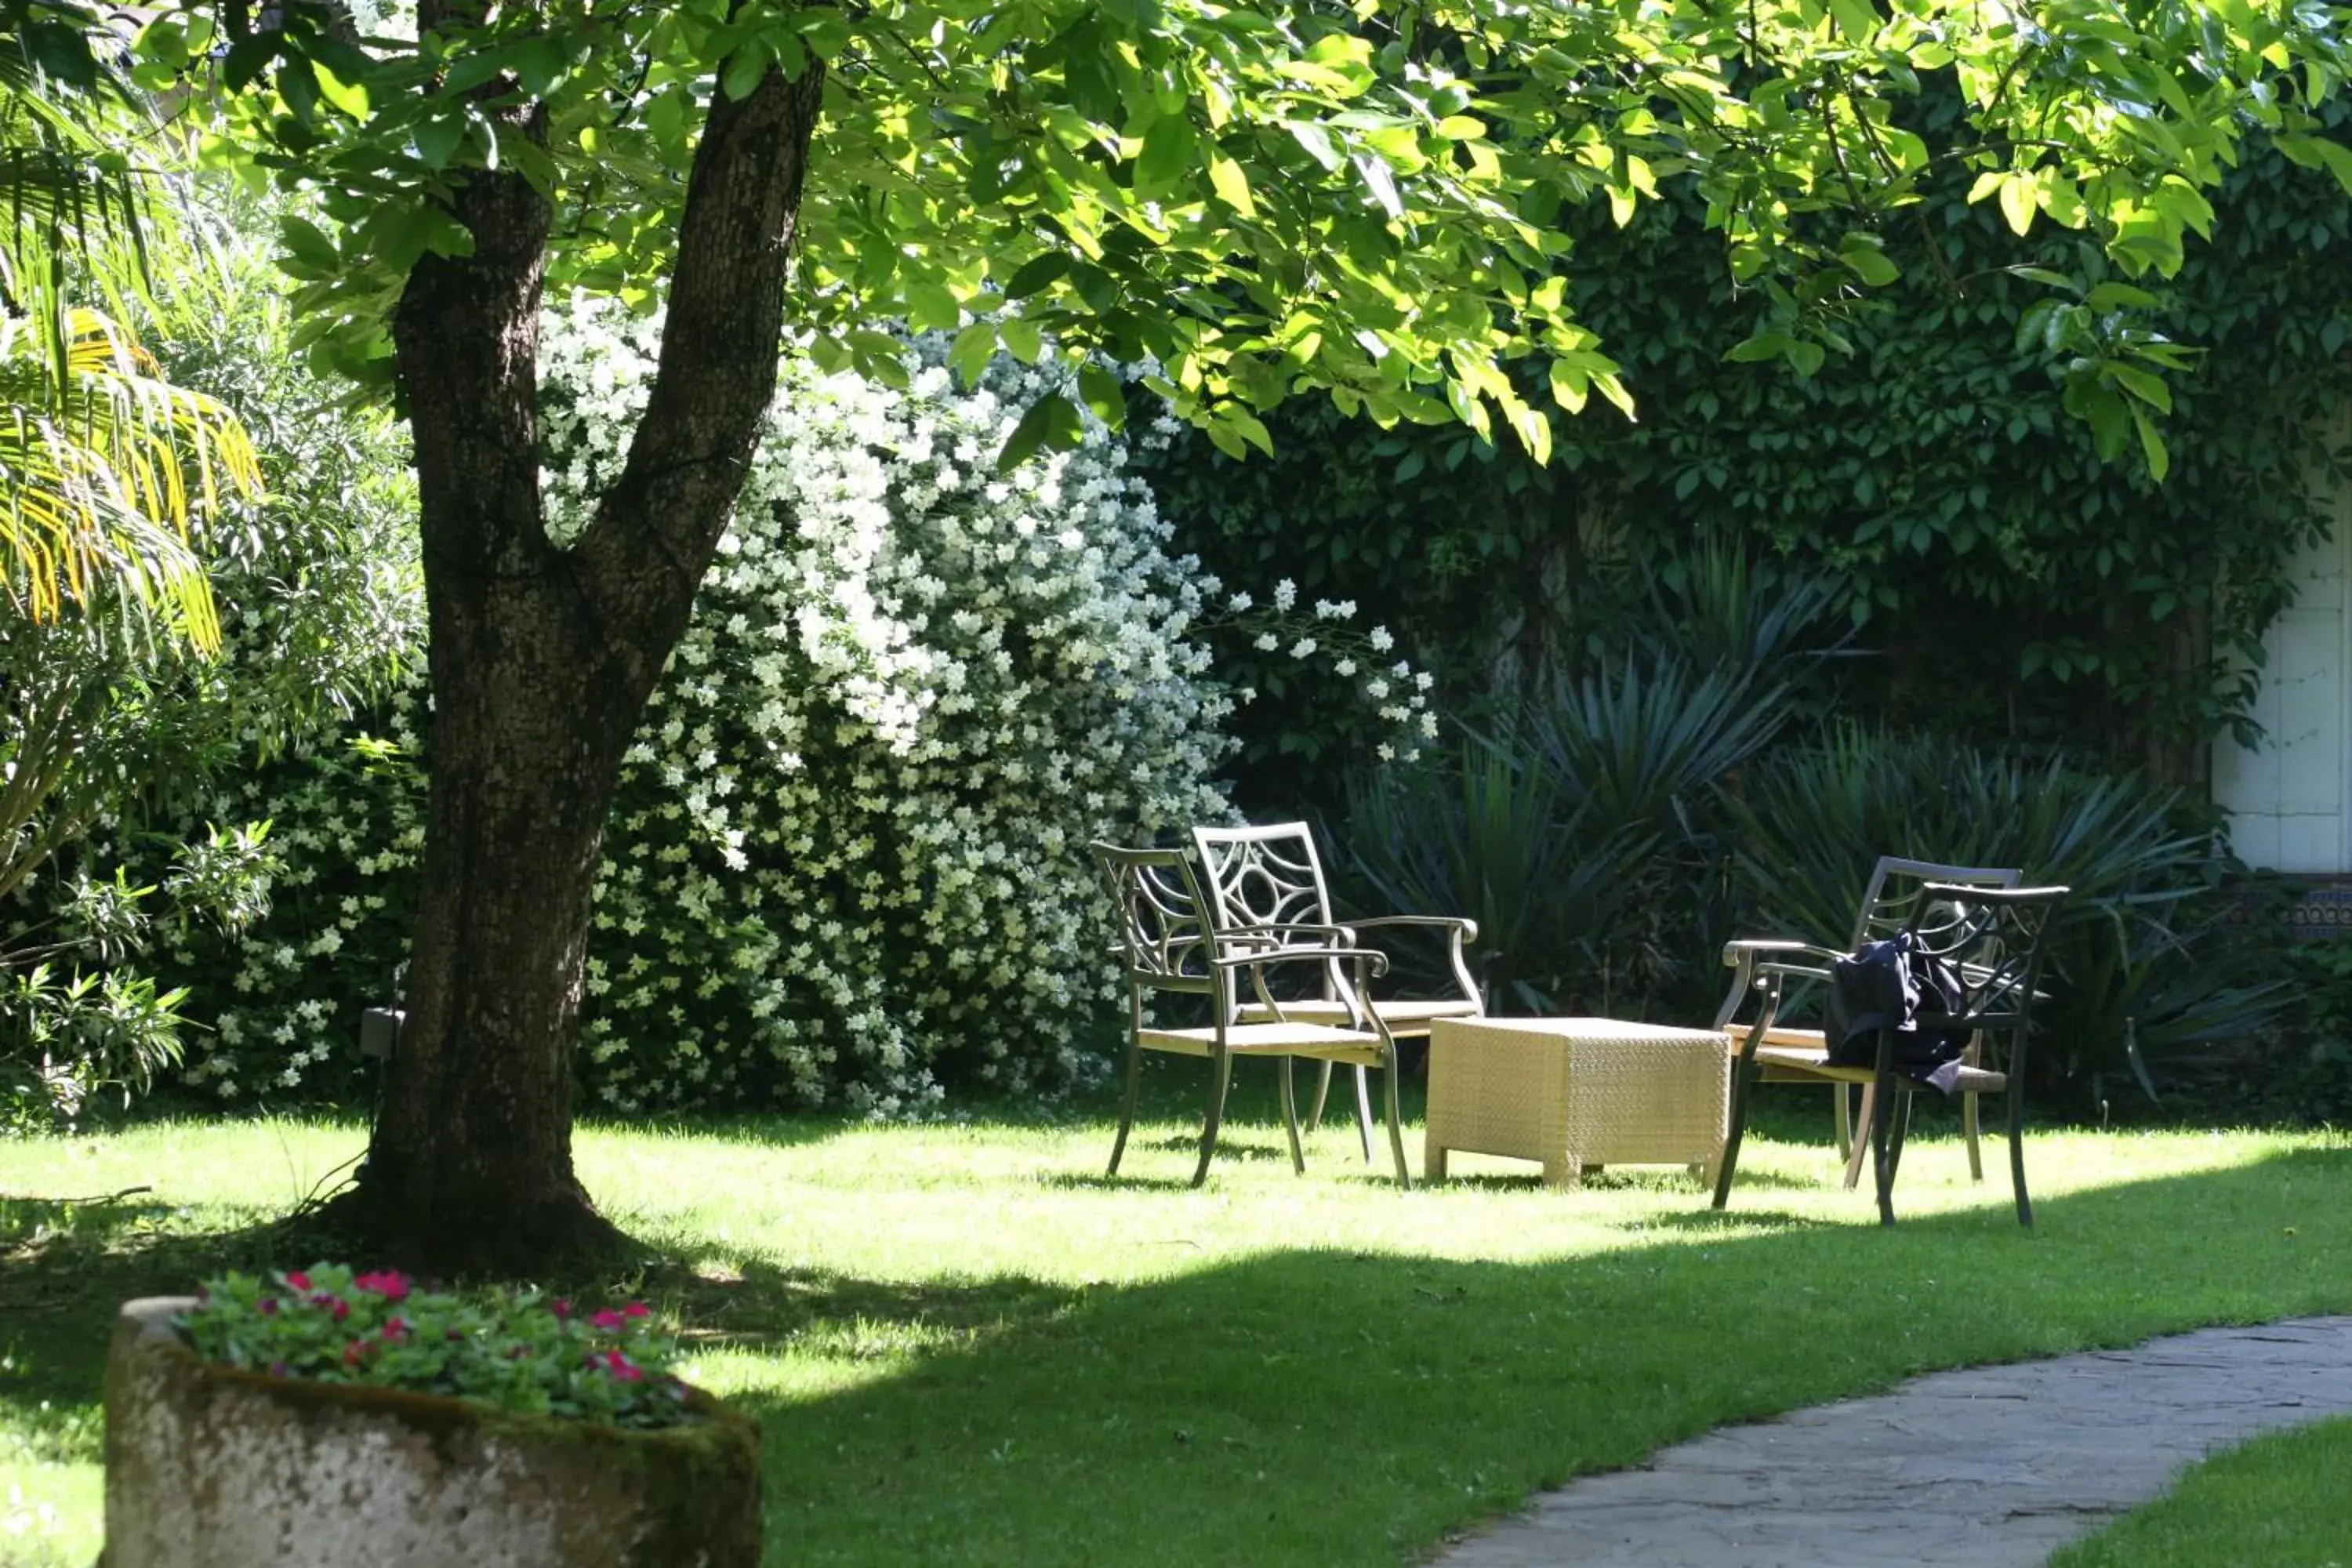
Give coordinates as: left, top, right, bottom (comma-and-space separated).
699, 1144, 2352, 1566
0, 1199, 324, 1462
11, 1133, 2341, 1568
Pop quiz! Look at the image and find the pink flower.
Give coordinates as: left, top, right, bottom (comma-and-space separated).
598, 1348, 644, 1384
343, 1339, 369, 1367
381, 1316, 409, 1341
590, 1308, 626, 1332
354, 1270, 411, 1303
310, 1293, 352, 1323
550, 1298, 572, 1319
622, 1303, 651, 1320
285, 1270, 311, 1291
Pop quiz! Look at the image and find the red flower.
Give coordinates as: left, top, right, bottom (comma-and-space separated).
258, 1297, 279, 1316
550, 1298, 572, 1319
354, 1270, 411, 1303
599, 1348, 644, 1384
381, 1316, 409, 1341
343, 1339, 370, 1367
622, 1302, 651, 1320
590, 1308, 626, 1332
307, 1294, 353, 1323
285, 1270, 311, 1291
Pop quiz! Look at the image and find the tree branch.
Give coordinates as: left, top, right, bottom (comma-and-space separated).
571, 56, 829, 683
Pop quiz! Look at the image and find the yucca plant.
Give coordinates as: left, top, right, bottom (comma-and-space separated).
1328, 737, 1655, 1014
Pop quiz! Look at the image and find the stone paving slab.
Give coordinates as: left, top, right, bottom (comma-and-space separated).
1435, 1318, 2352, 1567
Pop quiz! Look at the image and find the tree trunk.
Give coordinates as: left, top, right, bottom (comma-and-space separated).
323, 49, 827, 1275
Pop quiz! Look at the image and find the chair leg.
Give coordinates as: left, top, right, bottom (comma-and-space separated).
1842, 1081, 1877, 1190
1304, 1059, 1334, 1133
1962, 1030, 1986, 1181
1712, 1059, 1758, 1210
1870, 1069, 1900, 1227
1192, 1050, 1235, 1188
1833, 1081, 1853, 1162
1884, 1086, 1913, 1185
2008, 1090, 2033, 1228
1381, 1051, 1412, 1189
1353, 1065, 1376, 1163
1108, 1036, 1144, 1177
1278, 1056, 1306, 1176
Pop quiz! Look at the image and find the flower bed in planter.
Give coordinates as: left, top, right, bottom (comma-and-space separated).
103, 1265, 760, 1567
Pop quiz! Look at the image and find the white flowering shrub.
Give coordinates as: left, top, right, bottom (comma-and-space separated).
544, 299, 1238, 1112
103, 299, 1438, 1114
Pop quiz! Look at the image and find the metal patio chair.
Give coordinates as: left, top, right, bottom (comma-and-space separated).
1713, 856, 2022, 1189
1713, 881, 2069, 1225
1191, 821, 1479, 1160
1090, 840, 1414, 1188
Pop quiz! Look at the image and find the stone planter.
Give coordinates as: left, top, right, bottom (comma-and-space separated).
103, 1297, 761, 1567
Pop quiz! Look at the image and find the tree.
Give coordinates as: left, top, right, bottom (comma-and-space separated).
108, 0, 2351, 1269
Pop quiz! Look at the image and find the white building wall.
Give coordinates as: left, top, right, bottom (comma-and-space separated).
2214, 419, 2352, 873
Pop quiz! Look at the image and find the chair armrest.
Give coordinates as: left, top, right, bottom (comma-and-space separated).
1339, 916, 1479, 1007
1216, 922, 1357, 951
1752, 960, 1835, 984
1345, 915, 1480, 945
1209, 946, 1389, 978
1719, 937, 1826, 967
1710, 937, 1835, 1031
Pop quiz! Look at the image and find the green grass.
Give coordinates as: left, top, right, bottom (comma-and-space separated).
3, 1068, 2350, 1566
2051, 1416, 2352, 1568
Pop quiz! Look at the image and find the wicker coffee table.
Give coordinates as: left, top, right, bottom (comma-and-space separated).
1425, 1017, 1732, 1188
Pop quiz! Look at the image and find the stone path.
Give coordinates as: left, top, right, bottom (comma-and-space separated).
1436, 1317, 2352, 1567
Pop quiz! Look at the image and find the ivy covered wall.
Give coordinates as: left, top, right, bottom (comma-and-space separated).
1138, 96, 2352, 799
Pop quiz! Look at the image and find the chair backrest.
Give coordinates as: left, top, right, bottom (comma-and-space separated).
1902, 884, 2071, 1034
1852, 858, 2023, 951
1189, 822, 1337, 931
1089, 842, 1217, 997
1189, 822, 1347, 1004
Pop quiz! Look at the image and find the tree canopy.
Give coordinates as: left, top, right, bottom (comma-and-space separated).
148, 0, 2352, 468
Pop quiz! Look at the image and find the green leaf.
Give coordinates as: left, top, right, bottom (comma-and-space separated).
2133, 410, 2169, 482
1002, 254, 1070, 301
1998, 172, 2037, 238
2108, 363, 2172, 414
1078, 363, 1127, 428
948, 322, 997, 387
996, 394, 1084, 472
1828, 0, 1878, 42
220, 32, 277, 93
1000, 316, 1044, 364
904, 280, 960, 333
1726, 331, 1792, 363
412, 112, 466, 171
281, 215, 340, 274
1285, 120, 1343, 172
1137, 114, 1197, 194
1206, 148, 1256, 219
720, 42, 771, 102
1841, 245, 1899, 287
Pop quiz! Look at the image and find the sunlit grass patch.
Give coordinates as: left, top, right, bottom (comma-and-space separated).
2, 1084, 2348, 1566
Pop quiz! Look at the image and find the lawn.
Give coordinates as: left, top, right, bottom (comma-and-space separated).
4, 1066, 2350, 1566
2052, 1415, 2352, 1568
